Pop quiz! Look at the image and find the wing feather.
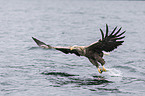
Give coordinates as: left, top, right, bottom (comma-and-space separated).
115, 36, 125, 40
32, 37, 80, 56
114, 27, 122, 36
100, 29, 104, 39
54, 47, 81, 56
87, 25, 125, 52
105, 24, 109, 38
109, 26, 117, 36
116, 31, 126, 37
32, 37, 52, 48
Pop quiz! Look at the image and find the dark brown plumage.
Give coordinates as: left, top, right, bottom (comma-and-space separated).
32, 24, 125, 74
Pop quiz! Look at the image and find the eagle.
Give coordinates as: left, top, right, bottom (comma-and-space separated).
32, 24, 125, 74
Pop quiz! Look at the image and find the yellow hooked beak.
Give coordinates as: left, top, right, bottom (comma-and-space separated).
70, 47, 74, 50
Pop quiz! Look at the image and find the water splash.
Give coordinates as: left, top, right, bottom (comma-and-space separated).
106, 68, 122, 77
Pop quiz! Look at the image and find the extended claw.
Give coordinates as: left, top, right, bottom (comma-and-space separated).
102, 66, 106, 72
98, 68, 103, 74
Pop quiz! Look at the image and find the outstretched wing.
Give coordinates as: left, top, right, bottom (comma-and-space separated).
54, 47, 81, 56
32, 37, 80, 56
87, 24, 125, 52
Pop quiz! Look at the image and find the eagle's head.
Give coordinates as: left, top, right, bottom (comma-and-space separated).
70, 45, 78, 50
70, 45, 85, 51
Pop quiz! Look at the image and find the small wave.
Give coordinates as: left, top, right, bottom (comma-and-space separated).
28, 47, 51, 51
28, 47, 40, 50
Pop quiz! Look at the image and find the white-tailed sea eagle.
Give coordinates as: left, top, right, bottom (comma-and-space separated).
32, 24, 125, 74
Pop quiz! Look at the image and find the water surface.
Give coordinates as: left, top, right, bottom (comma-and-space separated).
0, 0, 145, 96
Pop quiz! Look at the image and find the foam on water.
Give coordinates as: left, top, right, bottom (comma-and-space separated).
106, 68, 122, 77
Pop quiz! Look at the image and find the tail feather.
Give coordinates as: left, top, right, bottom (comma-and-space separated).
32, 37, 52, 49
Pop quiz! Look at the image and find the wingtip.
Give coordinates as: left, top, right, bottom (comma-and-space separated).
116, 31, 126, 37
105, 24, 109, 37
114, 27, 122, 36
110, 26, 117, 36
100, 28, 104, 40
32, 37, 47, 46
32, 37, 36, 40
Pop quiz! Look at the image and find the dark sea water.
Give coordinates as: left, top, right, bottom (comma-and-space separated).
0, 0, 145, 96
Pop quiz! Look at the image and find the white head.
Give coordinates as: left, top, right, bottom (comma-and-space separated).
70, 45, 78, 50
70, 45, 85, 51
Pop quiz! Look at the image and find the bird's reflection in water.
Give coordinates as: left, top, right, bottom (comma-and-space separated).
41, 71, 112, 86
41, 71, 121, 93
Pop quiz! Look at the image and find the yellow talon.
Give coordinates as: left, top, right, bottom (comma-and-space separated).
102, 66, 106, 72
98, 68, 103, 74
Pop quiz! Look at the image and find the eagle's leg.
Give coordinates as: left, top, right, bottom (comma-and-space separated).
98, 67, 103, 74
102, 65, 106, 72
88, 58, 102, 74
98, 57, 106, 72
